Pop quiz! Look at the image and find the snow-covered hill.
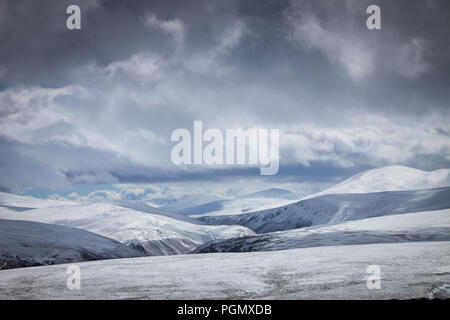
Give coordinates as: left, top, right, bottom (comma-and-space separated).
0, 202, 254, 255
0, 192, 76, 211
194, 209, 450, 253
0, 219, 143, 270
242, 188, 298, 200
1, 241, 448, 299
158, 193, 229, 213
110, 200, 203, 224
183, 197, 295, 217
316, 165, 450, 196
194, 165, 450, 232
195, 187, 450, 233
0, 192, 204, 225
176, 188, 298, 217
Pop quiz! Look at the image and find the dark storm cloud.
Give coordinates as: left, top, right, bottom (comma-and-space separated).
1, 0, 449, 114
0, 0, 449, 191
0, 0, 189, 85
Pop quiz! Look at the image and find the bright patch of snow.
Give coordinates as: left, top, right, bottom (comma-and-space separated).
317, 165, 450, 196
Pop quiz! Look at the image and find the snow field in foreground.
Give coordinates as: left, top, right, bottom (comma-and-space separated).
0, 241, 449, 299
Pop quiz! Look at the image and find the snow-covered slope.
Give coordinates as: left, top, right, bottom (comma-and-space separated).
177, 188, 298, 217
195, 187, 450, 233
0, 202, 254, 255
194, 209, 450, 253
242, 188, 298, 199
184, 197, 295, 217
190, 166, 450, 220
0, 219, 143, 270
159, 193, 229, 213
317, 165, 450, 196
1, 241, 448, 299
0, 192, 77, 210
110, 200, 203, 224
0, 192, 203, 225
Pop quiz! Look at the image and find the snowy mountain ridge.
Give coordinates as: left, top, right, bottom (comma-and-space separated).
315, 165, 450, 196
175, 188, 298, 217
194, 209, 450, 253
0, 219, 143, 270
0, 202, 254, 255
195, 186, 450, 233
0, 192, 77, 210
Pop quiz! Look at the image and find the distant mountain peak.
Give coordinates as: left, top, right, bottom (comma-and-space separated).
241, 188, 298, 200
318, 165, 450, 195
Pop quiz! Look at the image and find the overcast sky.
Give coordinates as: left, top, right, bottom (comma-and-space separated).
0, 0, 449, 196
